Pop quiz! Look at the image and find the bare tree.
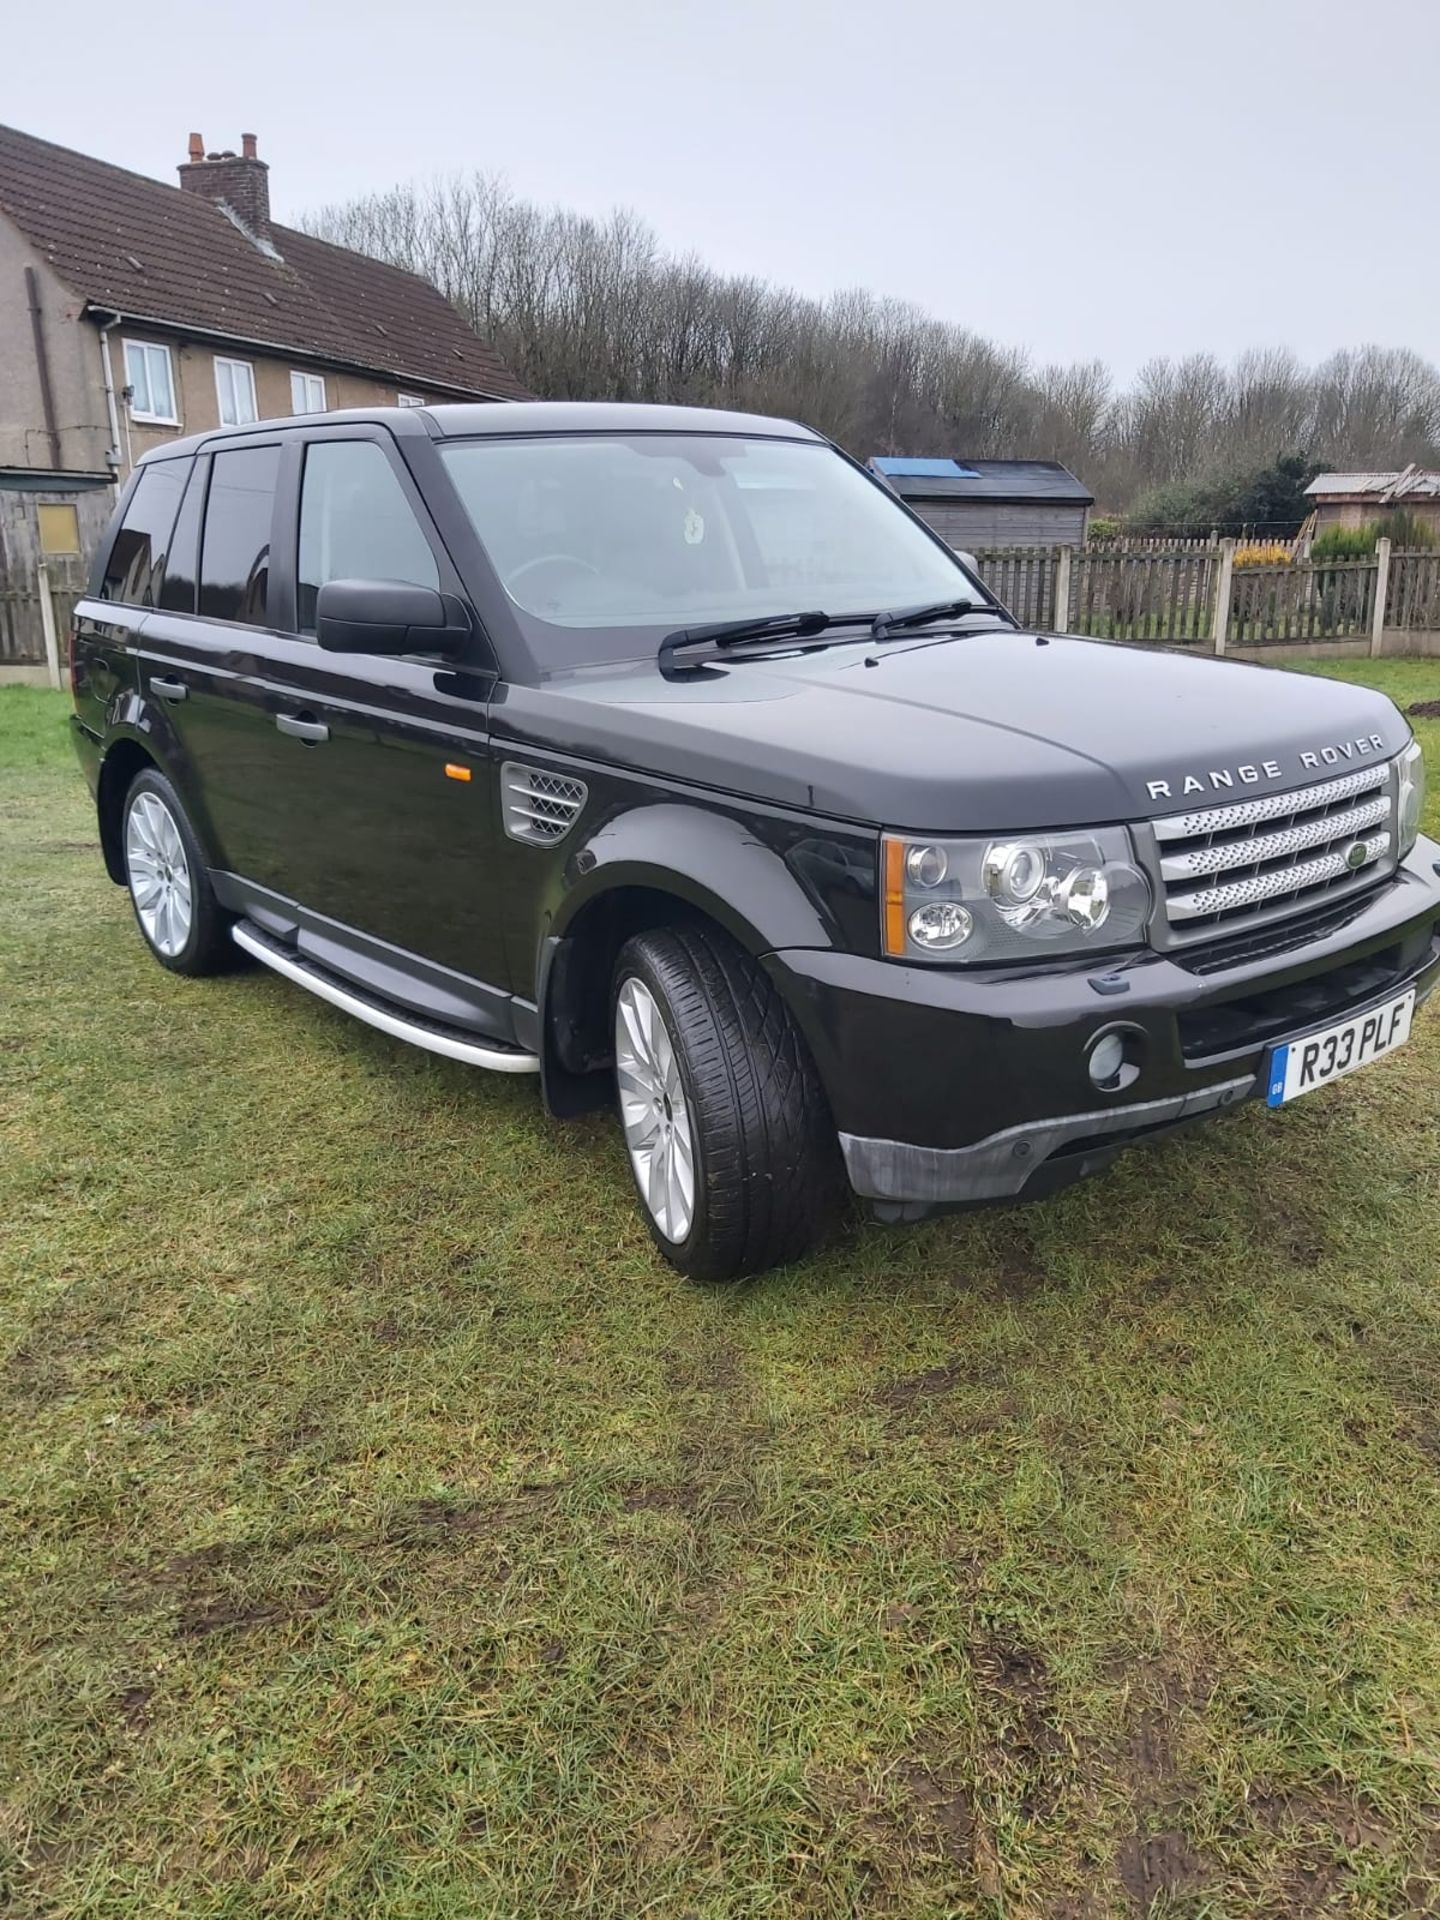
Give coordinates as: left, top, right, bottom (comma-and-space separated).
301, 175, 1440, 510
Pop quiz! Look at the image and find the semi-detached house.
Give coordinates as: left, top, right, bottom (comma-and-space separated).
0, 123, 527, 675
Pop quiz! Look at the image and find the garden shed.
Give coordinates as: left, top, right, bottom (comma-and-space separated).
869, 455, 1093, 549
1303, 466, 1440, 541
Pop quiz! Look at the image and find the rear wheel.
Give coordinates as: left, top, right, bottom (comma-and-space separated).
612, 924, 839, 1281
121, 768, 232, 976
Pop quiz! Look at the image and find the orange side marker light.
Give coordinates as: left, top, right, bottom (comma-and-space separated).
882, 835, 908, 956
444, 763, 472, 782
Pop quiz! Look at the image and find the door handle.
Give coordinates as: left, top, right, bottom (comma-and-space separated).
151, 676, 188, 701
276, 712, 329, 744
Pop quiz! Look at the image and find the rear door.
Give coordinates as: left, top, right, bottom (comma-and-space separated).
133, 440, 297, 872
73, 458, 192, 746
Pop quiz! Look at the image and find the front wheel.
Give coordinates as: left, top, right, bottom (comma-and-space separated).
612, 924, 840, 1281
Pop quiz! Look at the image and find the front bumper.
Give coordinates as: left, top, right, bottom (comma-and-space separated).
765, 839, 1440, 1211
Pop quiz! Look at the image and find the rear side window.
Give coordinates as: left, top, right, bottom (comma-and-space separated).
100, 461, 189, 605
199, 446, 279, 625
156, 458, 207, 614
297, 439, 439, 631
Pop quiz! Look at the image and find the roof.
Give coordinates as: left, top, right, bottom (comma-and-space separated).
139, 400, 824, 466
426, 401, 820, 440
872, 456, 981, 480
868, 456, 1093, 506
0, 122, 528, 400
1306, 468, 1440, 500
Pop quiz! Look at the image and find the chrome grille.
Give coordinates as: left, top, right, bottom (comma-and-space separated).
1150, 763, 1396, 942
500, 762, 588, 845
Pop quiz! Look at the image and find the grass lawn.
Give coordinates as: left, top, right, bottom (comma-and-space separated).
2, 658, 1440, 1918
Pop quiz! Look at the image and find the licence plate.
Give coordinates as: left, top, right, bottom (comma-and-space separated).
1266, 989, 1415, 1106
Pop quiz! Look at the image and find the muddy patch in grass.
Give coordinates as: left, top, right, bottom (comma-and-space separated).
1237, 1783, 1411, 1914
384, 1485, 565, 1546
1107, 1661, 1217, 1913
990, 1229, 1051, 1302
1115, 1826, 1210, 1912
117, 1683, 155, 1730
810, 1748, 976, 1906
875, 1358, 972, 1414
176, 1585, 330, 1639
971, 1639, 1070, 1824
1407, 699, 1440, 719
894, 1751, 977, 1865
620, 1481, 698, 1514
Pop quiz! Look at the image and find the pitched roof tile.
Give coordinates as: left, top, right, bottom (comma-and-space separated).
0, 123, 529, 400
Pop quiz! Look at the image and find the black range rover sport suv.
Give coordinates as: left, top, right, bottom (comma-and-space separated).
70, 403, 1440, 1278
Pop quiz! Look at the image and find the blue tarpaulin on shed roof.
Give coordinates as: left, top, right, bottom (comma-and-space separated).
872, 456, 981, 479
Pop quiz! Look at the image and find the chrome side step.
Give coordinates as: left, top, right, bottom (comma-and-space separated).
232, 922, 541, 1074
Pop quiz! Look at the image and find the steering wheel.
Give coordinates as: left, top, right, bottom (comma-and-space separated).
507, 553, 604, 597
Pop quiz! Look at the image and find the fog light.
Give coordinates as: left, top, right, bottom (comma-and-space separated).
1088, 1031, 1126, 1087
908, 901, 973, 951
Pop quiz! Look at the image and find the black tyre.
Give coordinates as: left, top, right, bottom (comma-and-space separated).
611, 923, 840, 1281
121, 767, 234, 976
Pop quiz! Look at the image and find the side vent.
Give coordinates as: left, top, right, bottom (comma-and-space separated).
500, 761, 588, 845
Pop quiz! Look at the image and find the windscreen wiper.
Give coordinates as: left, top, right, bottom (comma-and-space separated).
869, 597, 1017, 641
659, 609, 846, 675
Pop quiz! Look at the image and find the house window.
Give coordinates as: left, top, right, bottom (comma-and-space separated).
396, 392, 427, 408
290, 371, 327, 414
214, 357, 259, 428
123, 340, 178, 425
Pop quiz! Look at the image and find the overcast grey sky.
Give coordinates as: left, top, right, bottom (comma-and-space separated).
5, 0, 1436, 381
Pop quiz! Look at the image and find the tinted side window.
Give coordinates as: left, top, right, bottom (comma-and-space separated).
157, 457, 208, 614
199, 446, 279, 625
100, 461, 189, 605
297, 440, 439, 631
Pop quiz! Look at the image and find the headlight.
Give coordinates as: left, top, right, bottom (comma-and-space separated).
882, 828, 1151, 964
1398, 739, 1426, 857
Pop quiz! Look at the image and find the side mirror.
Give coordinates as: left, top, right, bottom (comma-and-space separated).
315, 578, 471, 656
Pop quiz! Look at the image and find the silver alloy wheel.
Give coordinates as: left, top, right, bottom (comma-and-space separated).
124, 790, 194, 958
615, 975, 696, 1243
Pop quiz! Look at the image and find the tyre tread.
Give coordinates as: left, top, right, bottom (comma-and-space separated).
614, 922, 838, 1280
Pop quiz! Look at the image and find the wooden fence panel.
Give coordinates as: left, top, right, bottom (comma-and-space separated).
0, 570, 84, 668
1386, 550, 1440, 630
0, 589, 44, 664
1228, 559, 1376, 645
974, 548, 1054, 629
973, 540, 1435, 648
1066, 549, 1218, 643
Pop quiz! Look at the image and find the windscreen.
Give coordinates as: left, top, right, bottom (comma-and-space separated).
439, 433, 980, 668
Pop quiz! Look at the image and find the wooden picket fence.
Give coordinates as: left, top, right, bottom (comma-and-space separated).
976, 546, 1221, 642
1386, 549, 1440, 630
1228, 559, 1375, 646
0, 554, 87, 673
968, 541, 1440, 650
1069, 546, 1220, 643
0, 583, 81, 669
973, 549, 1057, 632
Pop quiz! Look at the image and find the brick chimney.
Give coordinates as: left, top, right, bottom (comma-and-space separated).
178, 131, 270, 239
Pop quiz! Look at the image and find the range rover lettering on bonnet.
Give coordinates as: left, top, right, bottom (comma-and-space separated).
1145, 734, 1388, 802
